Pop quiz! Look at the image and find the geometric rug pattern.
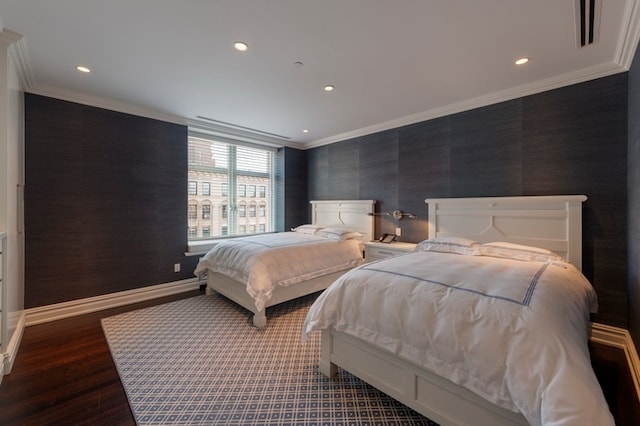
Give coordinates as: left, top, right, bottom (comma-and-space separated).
101, 293, 438, 425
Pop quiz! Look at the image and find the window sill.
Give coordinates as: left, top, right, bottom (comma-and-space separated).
185, 232, 277, 256
185, 240, 220, 256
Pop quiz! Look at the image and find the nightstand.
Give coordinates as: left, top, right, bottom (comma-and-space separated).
364, 241, 417, 261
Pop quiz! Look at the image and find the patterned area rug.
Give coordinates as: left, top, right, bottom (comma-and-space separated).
101, 293, 438, 425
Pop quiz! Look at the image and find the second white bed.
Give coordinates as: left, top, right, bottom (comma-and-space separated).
194, 199, 375, 327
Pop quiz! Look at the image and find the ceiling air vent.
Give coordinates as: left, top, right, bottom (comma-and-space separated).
196, 116, 291, 140
575, 0, 601, 47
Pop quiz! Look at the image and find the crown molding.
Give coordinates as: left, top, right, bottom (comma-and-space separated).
8, 36, 32, 90
26, 84, 309, 149
304, 0, 640, 149
617, 0, 640, 69
304, 61, 626, 149
0, 28, 21, 45
8, 0, 640, 151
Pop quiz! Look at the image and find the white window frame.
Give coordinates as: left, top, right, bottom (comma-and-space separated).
187, 131, 276, 247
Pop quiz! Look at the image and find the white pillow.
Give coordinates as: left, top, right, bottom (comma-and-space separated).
291, 224, 323, 235
480, 242, 565, 263
315, 227, 363, 241
428, 237, 478, 247
415, 237, 480, 255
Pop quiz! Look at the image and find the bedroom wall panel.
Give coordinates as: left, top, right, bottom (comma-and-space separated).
307, 73, 628, 328
628, 41, 640, 355
24, 94, 199, 308
358, 130, 399, 237
449, 100, 523, 197
397, 118, 450, 240
328, 140, 360, 199
281, 147, 308, 231
307, 145, 330, 200
522, 75, 628, 328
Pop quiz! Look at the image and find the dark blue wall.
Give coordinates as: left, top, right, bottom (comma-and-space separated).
307, 74, 628, 327
24, 94, 198, 308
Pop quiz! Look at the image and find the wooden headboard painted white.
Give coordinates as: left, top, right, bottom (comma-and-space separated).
425, 195, 587, 270
310, 200, 376, 243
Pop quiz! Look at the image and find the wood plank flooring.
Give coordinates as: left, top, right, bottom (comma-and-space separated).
0, 288, 637, 425
0, 289, 203, 426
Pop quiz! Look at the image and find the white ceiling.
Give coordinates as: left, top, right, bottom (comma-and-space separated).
0, 1, 639, 149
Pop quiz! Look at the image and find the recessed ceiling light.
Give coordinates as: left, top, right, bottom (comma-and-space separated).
324, 85, 335, 92
234, 41, 248, 51
302, 129, 310, 133
76, 65, 91, 73
515, 57, 530, 65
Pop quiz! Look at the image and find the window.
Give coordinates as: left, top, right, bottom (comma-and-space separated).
188, 204, 197, 220
188, 227, 197, 238
188, 133, 275, 241
188, 181, 197, 195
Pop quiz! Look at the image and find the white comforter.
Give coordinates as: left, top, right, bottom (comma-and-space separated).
302, 251, 614, 426
194, 232, 363, 311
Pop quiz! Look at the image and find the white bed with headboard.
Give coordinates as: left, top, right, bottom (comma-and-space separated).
195, 200, 375, 327
303, 195, 614, 426
427, 195, 586, 270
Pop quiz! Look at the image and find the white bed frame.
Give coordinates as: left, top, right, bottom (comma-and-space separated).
318, 195, 587, 426
206, 199, 375, 327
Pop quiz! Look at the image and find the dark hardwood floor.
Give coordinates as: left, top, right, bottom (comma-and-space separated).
0, 288, 638, 425
0, 289, 203, 426
589, 342, 640, 425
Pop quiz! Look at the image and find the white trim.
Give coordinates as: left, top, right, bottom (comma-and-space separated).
2, 311, 25, 377
6, 33, 31, 90
617, 0, 640, 69
25, 278, 203, 326
25, 84, 305, 150
14, 0, 640, 151
590, 322, 640, 404
306, 63, 625, 149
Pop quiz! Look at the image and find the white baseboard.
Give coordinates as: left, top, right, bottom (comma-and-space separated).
14, 291, 640, 407
25, 278, 204, 326
1, 311, 26, 381
591, 322, 640, 402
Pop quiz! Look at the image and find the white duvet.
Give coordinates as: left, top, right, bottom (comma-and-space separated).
194, 232, 363, 311
302, 251, 614, 426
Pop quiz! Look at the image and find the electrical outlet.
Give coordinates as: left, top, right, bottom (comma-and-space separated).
174, 263, 181, 273
395, 227, 402, 236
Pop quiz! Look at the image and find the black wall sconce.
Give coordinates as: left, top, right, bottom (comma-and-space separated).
367, 210, 417, 220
